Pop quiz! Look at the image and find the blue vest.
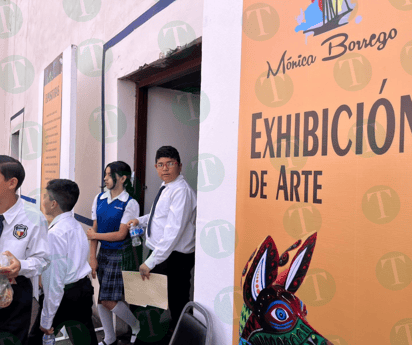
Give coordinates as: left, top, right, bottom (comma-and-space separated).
96, 192, 132, 250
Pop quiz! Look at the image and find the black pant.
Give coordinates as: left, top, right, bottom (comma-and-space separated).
0, 276, 33, 345
151, 251, 195, 329
28, 277, 98, 345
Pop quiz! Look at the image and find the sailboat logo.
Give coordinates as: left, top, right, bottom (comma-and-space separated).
295, 0, 355, 36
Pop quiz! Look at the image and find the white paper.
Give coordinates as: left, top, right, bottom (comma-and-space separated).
122, 271, 168, 310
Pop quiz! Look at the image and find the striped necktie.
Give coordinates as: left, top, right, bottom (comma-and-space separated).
0, 215, 4, 237
147, 186, 166, 237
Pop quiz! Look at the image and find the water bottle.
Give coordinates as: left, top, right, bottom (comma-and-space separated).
129, 225, 144, 247
42, 334, 55, 345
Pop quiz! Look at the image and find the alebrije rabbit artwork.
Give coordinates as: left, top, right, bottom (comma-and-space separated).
238, 232, 333, 345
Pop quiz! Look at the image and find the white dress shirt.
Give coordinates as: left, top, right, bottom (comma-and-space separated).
138, 175, 196, 270
40, 211, 92, 329
0, 196, 49, 278
91, 190, 139, 224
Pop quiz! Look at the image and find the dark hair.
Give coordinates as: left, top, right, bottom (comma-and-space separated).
0, 155, 25, 191
155, 146, 181, 164
104, 161, 135, 198
46, 179, 80, 212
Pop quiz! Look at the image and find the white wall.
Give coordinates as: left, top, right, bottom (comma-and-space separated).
0, 36, 9, 153
0, 0, 204, 227
60, 45, 77, 181
103, 0, 204, 170
193, 0, 243, 344
145, 87, 200, 214
0, 0, 247, 342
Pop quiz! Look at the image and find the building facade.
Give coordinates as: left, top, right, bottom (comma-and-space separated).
0, 0, 242, 344
2, 1, 411, 344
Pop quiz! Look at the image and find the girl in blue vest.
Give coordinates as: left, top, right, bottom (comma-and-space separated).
87, 161, 140, 345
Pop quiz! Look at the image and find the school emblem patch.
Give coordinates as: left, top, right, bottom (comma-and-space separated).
13, 224, 28, 239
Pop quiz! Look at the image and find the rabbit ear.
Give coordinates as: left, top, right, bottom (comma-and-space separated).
241, 236, 279, 310
284, 232, 317, 293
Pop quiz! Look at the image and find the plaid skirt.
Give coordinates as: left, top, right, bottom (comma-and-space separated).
97, 239, 137, 301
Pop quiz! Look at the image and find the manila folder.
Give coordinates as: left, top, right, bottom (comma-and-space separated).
122, 271, 168, 310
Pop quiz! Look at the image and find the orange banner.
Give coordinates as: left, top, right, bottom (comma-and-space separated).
235, 1, 412, 344
41, 54, 63, 208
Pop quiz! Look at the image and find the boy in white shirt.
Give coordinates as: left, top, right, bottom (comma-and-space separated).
127, 146, 196, 336
0, 155, 49, 345
28, 179, 98, 345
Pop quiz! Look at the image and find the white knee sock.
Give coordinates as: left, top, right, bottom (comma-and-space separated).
111, 301, 140, 340
97, 304, 116, 344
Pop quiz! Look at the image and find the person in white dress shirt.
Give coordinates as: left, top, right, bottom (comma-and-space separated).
127, 146, 196, 335
28, 179, 98, 345
86, 161, 141, 345
0, 155, 49, 345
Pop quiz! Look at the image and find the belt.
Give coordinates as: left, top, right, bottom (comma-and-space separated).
64, 276, 89, 291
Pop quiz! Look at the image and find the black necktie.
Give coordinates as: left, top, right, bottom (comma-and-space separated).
147, 186, 166, 237
0, 215, 4, 237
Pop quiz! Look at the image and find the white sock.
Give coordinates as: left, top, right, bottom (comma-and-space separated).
97, 304, 116, 344
111, 301, 140, 341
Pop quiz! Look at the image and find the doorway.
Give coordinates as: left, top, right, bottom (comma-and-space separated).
123, 37, 202, 213
144, 85, 200, 212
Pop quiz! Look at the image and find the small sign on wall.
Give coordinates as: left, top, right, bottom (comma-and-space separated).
40, 53, 63, 207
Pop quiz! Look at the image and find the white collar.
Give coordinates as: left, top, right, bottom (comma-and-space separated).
100, 190, 129, 203
2, 195, 22, 225
48, 211, 73, 230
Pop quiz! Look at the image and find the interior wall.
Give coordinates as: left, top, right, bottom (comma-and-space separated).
145, 86, 200, 214
116, 79, 137, 171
